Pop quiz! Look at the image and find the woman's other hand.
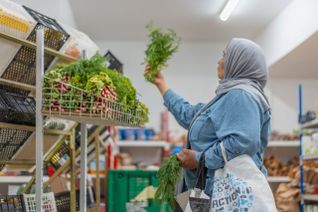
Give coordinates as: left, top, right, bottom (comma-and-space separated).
144, 65, 169, 96
177, 149, 197, 170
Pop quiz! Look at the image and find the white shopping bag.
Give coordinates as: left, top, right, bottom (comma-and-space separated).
211, 143, 277, 212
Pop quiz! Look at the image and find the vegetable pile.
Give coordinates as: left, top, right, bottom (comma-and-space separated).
44, 53, 149, 125
155, 154, 182, 210
144, 23, 180, 82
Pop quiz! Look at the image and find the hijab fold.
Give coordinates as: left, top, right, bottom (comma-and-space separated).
216, 38, 270, 113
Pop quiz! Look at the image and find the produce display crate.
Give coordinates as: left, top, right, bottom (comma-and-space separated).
108, 170, 171, 212
0, 6, 69, 94
42, 78, 147, 127
0, 127, 32, 170
54, 187, 96, 212
104, 50, 123, 73
0, 195, 25, 212
23, 192, 56, 212
0, 89, 35, 126
47, 139, 70, 170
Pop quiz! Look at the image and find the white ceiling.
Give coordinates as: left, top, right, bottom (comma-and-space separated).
270, 32, 318, 78
69, 0, 292, 42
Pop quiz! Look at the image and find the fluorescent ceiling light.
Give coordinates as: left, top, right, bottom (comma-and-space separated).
219, 0, 240, 21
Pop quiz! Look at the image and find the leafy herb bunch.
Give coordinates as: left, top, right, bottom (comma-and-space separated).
155, 154, 182, 210
144, 22, 181, 82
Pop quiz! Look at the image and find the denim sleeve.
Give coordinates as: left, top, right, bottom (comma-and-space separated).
196, 90, 262, 170
163, 89, 205, 129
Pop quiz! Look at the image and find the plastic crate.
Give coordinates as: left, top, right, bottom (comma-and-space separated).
0, 6, 69, 94
0, 195, 25, 212
48, 140, 70, 170
0, 90, 35, 126
108, 170, 170, 212
104, 51, 123, 73
23, 192, 56, 212
54, 187, 96, 212
0, 128, 32, 170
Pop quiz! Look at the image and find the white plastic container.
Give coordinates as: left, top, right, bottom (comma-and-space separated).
0, 0, 36, 76
23, 192, 57, 212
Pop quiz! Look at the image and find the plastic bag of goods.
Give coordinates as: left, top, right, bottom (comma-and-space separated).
47, 22, 100, 70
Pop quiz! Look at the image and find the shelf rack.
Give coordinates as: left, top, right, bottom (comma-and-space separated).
0, 28, 147, 212
303, 154, 318, 160
304, 194, 318, 202
298, 84, 318, 211
266, 176, 291, 183
117, 141, 169, 148
267, 141, 300, 147
301, 119, 318, 129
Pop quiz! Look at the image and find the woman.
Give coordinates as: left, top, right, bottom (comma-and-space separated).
146, 38, 271, 196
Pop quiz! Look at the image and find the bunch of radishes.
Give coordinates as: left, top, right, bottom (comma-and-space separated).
92, 86, 120, 119
49, 74, 121, 117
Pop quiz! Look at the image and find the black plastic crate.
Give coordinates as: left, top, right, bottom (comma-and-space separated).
104, 51, 123, 73
0, 6, 69, 94
55, 187, 96, 212
0, 195, 25, 212
0, 90, 35, 126
0, 128, 32, 170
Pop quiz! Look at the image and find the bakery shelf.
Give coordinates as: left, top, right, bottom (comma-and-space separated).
267, 141, 299, 147
301, 119, 318, 129
266, 176, 291, 183
304, 194, 318, 201
42, 77, 147, 127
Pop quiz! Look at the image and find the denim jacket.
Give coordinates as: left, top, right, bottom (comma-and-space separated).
163, 89, 270, 195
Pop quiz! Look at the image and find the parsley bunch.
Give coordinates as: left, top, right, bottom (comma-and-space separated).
155, 154, 182, 210
144, 22, 180, 82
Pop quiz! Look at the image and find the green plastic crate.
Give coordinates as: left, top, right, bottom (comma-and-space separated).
107, 170, 170, 212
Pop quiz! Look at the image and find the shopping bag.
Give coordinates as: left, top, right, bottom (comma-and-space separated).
211, 142, 277, 212
176, 152, 211, 212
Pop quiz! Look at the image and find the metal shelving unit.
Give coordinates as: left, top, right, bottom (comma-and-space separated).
117, 141, 169, 148
298, 84, 318, 212
301, 119, 318, 129
304, 194, 318, 202
0, 27, 146, 212
303, 155, 318, 160
266, 139, 299, 191
267, 141, 299, 147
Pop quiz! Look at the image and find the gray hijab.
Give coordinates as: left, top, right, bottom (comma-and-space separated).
215, 38, 270, 112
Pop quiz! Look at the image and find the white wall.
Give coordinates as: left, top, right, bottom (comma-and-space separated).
256, 0, 318, 66
268, 78, 318, 133
12, 0, 77, 28
96, 41, 227, 132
